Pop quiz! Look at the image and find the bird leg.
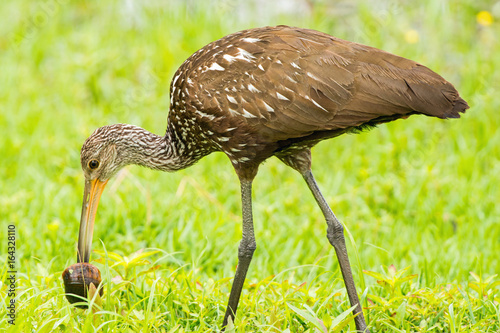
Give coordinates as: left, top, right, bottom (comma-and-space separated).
302, 170, 369, 333
222, 179, 256, 329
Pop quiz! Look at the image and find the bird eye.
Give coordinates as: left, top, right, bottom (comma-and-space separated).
88, 159, 100, 170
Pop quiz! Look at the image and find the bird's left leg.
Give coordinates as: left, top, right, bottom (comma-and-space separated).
222, 178, 256, 329
302, 170, 369, 332
278, 150, 368, 332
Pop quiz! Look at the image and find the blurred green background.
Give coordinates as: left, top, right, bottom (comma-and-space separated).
0, 0, 499, 331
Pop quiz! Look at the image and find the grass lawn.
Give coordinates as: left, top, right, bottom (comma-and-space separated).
1, 0, 499, 332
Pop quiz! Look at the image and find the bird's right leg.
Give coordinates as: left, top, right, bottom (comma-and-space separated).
222, 178, 256, 330
302, 170, 369, 333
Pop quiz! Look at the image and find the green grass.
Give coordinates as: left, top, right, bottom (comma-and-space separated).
1, 0, 499, 331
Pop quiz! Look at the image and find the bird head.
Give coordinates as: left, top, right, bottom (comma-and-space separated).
77, 124, 128, 263
80, 125, 125, 181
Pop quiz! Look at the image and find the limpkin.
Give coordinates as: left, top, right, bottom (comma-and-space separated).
76, 25, 468, 331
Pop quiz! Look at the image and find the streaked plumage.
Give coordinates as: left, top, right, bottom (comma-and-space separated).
77, 26, 469, 332
166, 25, 467, 178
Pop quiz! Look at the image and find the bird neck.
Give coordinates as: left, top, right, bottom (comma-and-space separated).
118, 125, 203, 172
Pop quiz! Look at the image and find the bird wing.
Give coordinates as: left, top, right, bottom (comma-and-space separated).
174, 26, 467, 142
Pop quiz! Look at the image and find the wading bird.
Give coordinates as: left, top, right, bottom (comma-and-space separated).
76, 25, 468, 332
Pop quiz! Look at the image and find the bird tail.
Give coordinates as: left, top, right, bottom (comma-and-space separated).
435, 89, 469, 119
346, 87, 469, 133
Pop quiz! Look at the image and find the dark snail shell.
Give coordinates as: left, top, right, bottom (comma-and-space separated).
62, 263, 103, 308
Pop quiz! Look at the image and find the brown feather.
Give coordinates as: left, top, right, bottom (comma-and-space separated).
167, 25, 469, 176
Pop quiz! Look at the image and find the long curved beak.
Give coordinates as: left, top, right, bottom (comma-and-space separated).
77, 178, 108, 263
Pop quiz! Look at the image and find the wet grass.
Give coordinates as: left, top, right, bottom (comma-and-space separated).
0, 0, 499, 332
